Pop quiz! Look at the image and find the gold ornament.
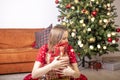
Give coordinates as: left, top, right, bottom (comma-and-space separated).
91, 0, 95, 2
97, 44, 101, 49
67, 23, 70, 26
89, 37, 96, 43
103, 4, 107, 9
112, 40, 116, 44
74, 0, 79, 4
103, 19, 108, 23
66, 14, 70, 19
91, 17, 95, 22
78, 36, 81, 39
96, 8, 99, 12
71, 6, 75, 10
72, 29, 76, 32
111, 32, 116, 36
89, 45, 94, 50
78, 40, 82, 45
60, 5, 63, 8
82, 23, 86, 27
103, 46, 107, 50
71, 32, 76, 37
70, 21, 74, 25
85, 10, 89, 15
79, 19, 84, 24
107, 3, 111, 7
99, 20, 102, 25
87, 28, 91, 32
62, 22, 66, 26
103, 25, 107, 28
107, 12, 111, 16
79, 44, 83, 47
107, 33, 111, 37
88, 16, 91, 19
83, 29, 86, 33
96, 1, 99, 4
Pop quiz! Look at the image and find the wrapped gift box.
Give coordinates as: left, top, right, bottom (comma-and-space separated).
103, 61, 120, 71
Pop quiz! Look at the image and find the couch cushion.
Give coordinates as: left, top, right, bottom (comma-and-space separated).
0, 62, 34, 74
35, 24, 52, 48
0, 47, 37, 53
0, 48, 38, 64
0, 29, 43, 49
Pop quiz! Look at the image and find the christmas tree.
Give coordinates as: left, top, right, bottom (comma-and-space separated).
55, 0, 120, 59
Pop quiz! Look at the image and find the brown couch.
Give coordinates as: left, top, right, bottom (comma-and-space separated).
0, 29, 43, 74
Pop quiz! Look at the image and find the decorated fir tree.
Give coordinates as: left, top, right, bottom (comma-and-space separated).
55, 0, 120, 59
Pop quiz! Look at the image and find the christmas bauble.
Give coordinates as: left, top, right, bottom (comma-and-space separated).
62, 22, 66, 26
99, 20, 102, 25
107, 37, 112, 42
66, 4, 71, 9
116, 28, 120, 32
71, 6, 75, 10
112, 40, 116, 44
103, 46, 107, 50
97, 44, 101, 49
111, 32, 116, 36
89, 45, 94, 49
55, 0, 59, 4
58, 18, 60, 22
89, 37, 96, 43
115, 38, 119, 42
74, 0, 79, 4
91, 10, 97, 16
82, 9, 86, 13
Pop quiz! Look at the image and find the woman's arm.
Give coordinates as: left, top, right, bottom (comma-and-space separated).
32, 56, 69, 79
60, 62, 80, 78
70, 63, 81, 78
32, 61, 53, 78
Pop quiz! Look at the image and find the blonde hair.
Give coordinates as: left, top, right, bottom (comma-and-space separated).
48, 25, 68, 51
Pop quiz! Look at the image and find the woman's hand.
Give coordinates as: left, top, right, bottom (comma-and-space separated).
50, 56, 69, 69
55, 66, 75, 76
62, 66, 74, 76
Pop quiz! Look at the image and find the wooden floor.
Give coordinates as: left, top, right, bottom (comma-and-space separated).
0, 68, 120, 80
81, 68, 120, 80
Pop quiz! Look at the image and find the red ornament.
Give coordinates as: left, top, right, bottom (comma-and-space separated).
78, 53, 81, 56
115, 38, 119, 42
82, 9, 86, 13
107, 37, 112, 42
55, 0, 59, 4
58, 18, 60, 22
66, 3, 71, 9
91, 10, 97, 16
116, 28, 120, 32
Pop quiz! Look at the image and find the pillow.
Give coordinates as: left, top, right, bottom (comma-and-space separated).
34, 24, 52, 48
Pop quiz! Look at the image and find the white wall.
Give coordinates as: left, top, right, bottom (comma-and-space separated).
0, 0, 119, 28
114, 0, 120, 26
0, 0, 59, 28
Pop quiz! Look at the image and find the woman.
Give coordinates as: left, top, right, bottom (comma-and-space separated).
31, 25, 87, 80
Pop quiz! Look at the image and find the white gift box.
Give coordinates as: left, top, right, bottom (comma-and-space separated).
103, 61, 120, 71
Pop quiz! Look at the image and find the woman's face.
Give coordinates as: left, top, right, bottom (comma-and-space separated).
60, 31, 68, 43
